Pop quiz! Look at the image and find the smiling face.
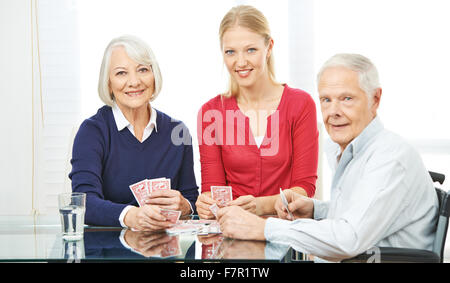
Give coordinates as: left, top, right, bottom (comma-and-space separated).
108, 46, 155, 113
318, 66, 381, 152
221, 25, 272, 90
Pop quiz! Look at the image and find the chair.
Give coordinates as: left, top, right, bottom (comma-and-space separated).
342, 171, 449, 263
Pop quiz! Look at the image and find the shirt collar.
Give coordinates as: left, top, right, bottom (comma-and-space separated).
351, 116, 383, 155
325, 116, 384, 167
112, 102, 158, 133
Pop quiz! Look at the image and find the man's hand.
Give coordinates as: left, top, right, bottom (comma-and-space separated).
274, 189, 314, 220
217, 206, 266, 241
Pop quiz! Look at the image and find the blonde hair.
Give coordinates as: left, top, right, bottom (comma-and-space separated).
219, 5, 276, 97
98, 35, 163, 106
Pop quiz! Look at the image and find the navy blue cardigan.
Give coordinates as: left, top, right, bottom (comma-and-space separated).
69, 106, 199, 227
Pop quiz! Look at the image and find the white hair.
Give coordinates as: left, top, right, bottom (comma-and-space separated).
98, 35, 163, 106
317, 53, 381, 100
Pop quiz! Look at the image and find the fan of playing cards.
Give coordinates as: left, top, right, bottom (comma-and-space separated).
129, 177, 171, 207
129, 177, 183, 226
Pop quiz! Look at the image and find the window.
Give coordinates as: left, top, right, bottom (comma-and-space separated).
27, 0, 448, 214
314, 0, 450, 197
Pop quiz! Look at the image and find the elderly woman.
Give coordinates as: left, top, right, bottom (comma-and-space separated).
69, 35, 198, 230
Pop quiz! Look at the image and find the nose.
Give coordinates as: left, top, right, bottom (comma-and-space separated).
128, 71, 140, 87
237, 52, 248, 68
326, 100, 342, 118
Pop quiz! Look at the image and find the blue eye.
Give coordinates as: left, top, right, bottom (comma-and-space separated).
138, 67, 149, 73
248, 48, 257, 53
116, 71, 126, 76
320, 97, 330, 103
225, 50, 234, 55
344, 97, 352, 101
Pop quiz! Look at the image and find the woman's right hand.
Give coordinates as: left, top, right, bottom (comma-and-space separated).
195, 192, 217, 219
124, 205, 175, 231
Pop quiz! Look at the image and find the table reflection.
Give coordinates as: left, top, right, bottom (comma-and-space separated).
0, 216, 294, 262
83, 229, 195, 260
82, 228, 290, 261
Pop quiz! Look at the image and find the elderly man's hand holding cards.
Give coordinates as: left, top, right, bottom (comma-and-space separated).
279, 188, 294, 220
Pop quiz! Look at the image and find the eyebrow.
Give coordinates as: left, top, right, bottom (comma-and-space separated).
112, 64, 148, 71
223, 43, 257, 50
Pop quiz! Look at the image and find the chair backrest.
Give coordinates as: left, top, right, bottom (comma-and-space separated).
432, 188, 450, 262
429, 171, 445, 185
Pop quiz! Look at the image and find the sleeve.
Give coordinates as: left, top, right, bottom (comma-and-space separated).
197, 102, 227, 194
265, 157, 410, 262
290, 94, 319, 197
69, 119, 128, 227
312, 199, 329, 220
175, 123, 200, 214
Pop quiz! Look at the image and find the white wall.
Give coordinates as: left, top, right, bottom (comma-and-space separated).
0, 0, 33, 215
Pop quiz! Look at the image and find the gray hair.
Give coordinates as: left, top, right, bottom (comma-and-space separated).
317, 53, 381, 99
98, 35, 163, 106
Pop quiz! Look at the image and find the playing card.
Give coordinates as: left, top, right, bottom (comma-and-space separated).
160, 209, 181, 224
201, 236, 224, 259
129, 180, 150, 206
166, 223, 201, 234
207, 222, 221, 234
161, 235, 182, 258
211, 186, 233, 206
279, 188, 294, 219
165, 220, 221, 235
150, 178, 171, 192
209, 203, 219, 218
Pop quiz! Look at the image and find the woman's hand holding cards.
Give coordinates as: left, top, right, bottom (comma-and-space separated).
195, 192, 217, 220
145, 189, 191, 216
124, 205, 175, 231
227, 195, 257, 214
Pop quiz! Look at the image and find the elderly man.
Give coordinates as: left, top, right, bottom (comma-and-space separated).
216, 53, 438, 262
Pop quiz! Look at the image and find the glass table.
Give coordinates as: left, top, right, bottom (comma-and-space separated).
0, 215, 306, 263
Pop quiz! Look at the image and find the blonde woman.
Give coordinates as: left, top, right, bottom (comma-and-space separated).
196, 5, 318, 219
70, 35, 198, 230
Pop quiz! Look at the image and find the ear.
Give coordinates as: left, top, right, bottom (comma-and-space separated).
266, 38, 274, 60
108, 81, 114, 99
371, 88, 382, 114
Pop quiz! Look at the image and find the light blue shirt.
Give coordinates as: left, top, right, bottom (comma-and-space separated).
265, 116, 438, 262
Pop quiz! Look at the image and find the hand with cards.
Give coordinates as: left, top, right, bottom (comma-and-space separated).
226, 194, 257, 214
195, 186, 233, 220
217, 206, 266, 241
123, 205, 175, 232
129, 178, 171, 207
124, 230, 181, 258
211, 186, 233, 207
125, 177, 185, 231
279, 188, 294, 220
274, 189, 314, 220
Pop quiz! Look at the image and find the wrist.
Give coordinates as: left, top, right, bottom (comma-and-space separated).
255, 195, 277, 216
181, 197, 192, 216
255, 218, 267, 241
124, 206, 139, 228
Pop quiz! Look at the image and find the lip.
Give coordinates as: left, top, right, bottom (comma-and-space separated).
330, 123, 349, 129
125, 89, 145, 97
235, 69, 253, 78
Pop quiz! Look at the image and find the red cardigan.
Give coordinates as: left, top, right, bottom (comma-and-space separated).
197, 85, 318, 198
